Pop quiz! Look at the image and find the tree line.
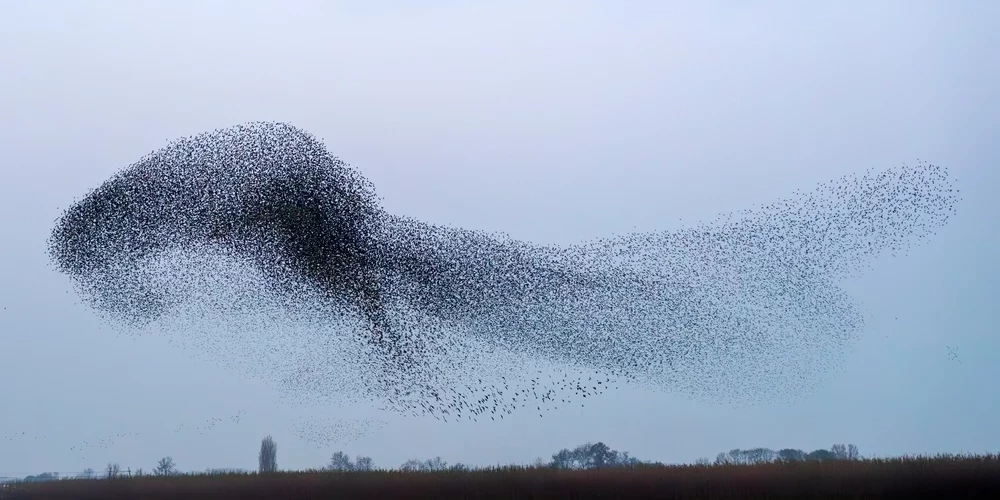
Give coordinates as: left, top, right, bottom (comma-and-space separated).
13, 438, 862, 481
315, 440, 862, 472
701, 444, 860, 466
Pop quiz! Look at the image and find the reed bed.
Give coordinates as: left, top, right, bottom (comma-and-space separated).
4, 454, 999, 499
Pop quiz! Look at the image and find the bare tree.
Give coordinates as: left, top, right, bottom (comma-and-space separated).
399, 457, 448, 472
105, 462, 121, 479
618, 451, 640, 467
807, 449, 836, 462
154, 456, 176, 476
831, 444, 848, 460
551, 449, 575, 469
354, 456, 374, 471
423, 457, 448, 471
327, 451, 353, 471
727, 449, 749, 465
259, 435, 278, 473
847, 444, 860, 461
745, 448, 776, 464
777, 449, 807, 462
399, 459, 423, 472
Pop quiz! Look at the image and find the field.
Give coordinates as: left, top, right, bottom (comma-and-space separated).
3, 454, 999, 499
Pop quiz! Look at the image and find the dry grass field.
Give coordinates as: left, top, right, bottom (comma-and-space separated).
3, 454, 999, 499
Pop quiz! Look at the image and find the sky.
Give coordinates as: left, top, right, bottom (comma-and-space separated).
0, 0, 998, 478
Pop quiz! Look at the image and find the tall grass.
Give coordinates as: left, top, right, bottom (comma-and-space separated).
4, 454, 999, 499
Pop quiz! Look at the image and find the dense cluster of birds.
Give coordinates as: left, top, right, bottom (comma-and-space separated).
46, 121, 960, 435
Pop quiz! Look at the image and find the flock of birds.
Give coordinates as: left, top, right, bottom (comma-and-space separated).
2, 411, 248, 464
69, 411, 249, 462
946, 345, 962, 364
2, 431, 31, 442
45, 121, 960, 442
172, 410, 248, 435
292, 416, 389, 448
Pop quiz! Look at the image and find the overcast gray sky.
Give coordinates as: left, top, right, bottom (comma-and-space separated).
1, 0, 997, 477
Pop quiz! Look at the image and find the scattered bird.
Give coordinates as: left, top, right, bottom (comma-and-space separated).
67, 411, 246, 456
292, 416, 388, 448
2, 431, 29, 442
946, 345, 961, 364
46, 121, 960, 437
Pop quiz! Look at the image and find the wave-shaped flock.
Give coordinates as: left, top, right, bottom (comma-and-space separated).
47, 122, 960, 432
